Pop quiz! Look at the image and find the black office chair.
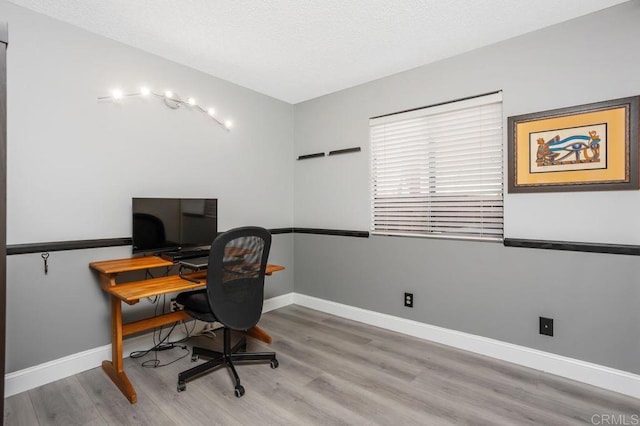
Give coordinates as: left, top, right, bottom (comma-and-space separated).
132, 213, 166, 251
176, 226, 278, 397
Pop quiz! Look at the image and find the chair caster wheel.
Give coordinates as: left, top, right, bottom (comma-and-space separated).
270, 359, 279, 369
177, 381, 186, 392
234, 385, 245, 398
191, 354, 199, 362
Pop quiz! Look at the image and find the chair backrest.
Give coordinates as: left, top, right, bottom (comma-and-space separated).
132, 213, 166, 251
206, 226, 272, 330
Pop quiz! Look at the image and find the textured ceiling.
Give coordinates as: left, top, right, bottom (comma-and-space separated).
8, 0, 629, 104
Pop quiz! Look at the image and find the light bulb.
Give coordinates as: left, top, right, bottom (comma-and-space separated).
224, 120, 233, 129
165, 90, 173, 99
111, 89, 123, 100
140, 86, 150, 96
187, 97, 196, 106
207, 108, 215, 116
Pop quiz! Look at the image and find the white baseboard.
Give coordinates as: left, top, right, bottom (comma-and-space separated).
293, 293, 640, 399
7, 292, 640, 400
263, 292, 294, 313
4, 293, 296, 398
4, 333, 153, 398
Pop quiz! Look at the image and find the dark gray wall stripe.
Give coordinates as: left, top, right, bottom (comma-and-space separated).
6, 228, 370, 254
11, 234, 638, 255
293, 228, 369, 238
504, 238, 640, 256
269, 228, 294, 235
7, 238, 132, 255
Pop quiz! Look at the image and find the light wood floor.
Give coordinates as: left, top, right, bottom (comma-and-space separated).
4, 305, 640, 425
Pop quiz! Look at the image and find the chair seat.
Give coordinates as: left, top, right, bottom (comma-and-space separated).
176, 289, 216, 322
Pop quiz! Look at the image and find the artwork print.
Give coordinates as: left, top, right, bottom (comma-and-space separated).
530, 124, 607, 174
508, 96, 639, 193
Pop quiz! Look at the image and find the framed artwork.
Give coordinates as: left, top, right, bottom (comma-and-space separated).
508, 96, 639, 193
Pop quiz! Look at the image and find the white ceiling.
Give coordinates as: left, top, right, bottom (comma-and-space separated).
8, 0, 629, 104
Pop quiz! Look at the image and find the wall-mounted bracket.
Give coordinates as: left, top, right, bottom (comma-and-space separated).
297, 152, 325, 160
328, 147, 361, 156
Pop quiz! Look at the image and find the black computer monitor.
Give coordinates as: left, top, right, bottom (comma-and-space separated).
132, 198, 218, 254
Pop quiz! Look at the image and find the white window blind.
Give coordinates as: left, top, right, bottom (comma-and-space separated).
370, 92, 503, 241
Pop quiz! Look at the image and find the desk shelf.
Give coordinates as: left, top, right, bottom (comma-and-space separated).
89, 256, 173, 275
106, 272, 206, 304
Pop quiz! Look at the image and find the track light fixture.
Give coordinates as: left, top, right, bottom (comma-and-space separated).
98, 86, 232, 130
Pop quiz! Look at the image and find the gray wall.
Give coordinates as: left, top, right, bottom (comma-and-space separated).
293, 1, 640, 374
2, 2, 294, 372
4, 0, 640, 378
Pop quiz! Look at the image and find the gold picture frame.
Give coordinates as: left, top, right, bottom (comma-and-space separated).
508, 96, 639, 193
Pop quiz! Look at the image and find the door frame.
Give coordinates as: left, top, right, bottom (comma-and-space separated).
0, 21, 8, 413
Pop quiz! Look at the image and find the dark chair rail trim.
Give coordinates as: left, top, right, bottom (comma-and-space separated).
268, 228, 294, 235
7, 238, 133, 255
13, 234, 636, 255
292, 228, 369, 238
7, 228, 370, 254
504, 238, 640, 256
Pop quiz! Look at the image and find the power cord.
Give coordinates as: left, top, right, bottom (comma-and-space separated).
129, 293, 197, 368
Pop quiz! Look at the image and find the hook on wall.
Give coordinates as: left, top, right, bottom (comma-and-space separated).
41, 252, 49, 275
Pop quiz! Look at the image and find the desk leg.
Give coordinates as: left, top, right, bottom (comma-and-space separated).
102, 295, 137, 404
246, 325, 272, 344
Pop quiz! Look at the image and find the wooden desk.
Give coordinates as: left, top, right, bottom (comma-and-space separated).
90, 256, 284, 404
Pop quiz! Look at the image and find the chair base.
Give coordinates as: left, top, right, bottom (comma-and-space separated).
177, 327, 277, 397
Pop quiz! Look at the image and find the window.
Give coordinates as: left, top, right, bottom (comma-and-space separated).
370, 92, 503, 241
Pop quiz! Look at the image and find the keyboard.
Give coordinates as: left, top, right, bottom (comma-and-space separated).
161, 249, 209, 261
179, 256, 209, 269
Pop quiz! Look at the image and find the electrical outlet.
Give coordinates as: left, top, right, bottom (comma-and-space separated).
539, 317, 554, 336
404, 292, 413, 308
